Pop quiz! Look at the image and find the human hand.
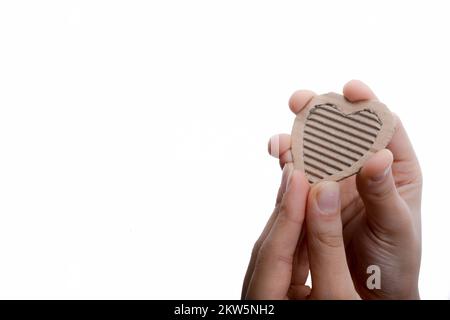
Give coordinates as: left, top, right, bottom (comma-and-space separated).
241, 165, 360, 299
264, 80, 422, 299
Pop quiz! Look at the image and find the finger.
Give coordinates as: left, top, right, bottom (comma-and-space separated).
343, 80, 421, 177
306, 181, 358, 299
246, 170, 309, 299
343, 79, 378, 101
268, 134, 309, 285
242, 163, 293, 298
387, 114, 421, 176
288, 90, 316, 114
268, 134, 292, 168
356, 149, 413, 234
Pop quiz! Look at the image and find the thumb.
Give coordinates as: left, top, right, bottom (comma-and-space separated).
356, 149, 412, 234
306, 181, 358, 299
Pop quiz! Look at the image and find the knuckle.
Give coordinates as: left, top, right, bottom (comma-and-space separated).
313, 229, 343, 249
368, 184, 396, 202
256, 241, 294, 267
278, 210, 304, 226
279, 200, 289, 215
257, 241, 275, 261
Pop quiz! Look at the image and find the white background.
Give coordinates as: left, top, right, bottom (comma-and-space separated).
0, 0, 449, 299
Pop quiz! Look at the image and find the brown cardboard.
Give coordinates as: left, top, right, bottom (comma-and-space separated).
291, 92, 395, 184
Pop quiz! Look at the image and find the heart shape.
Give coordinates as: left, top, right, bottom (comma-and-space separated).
291, 93, 395, 184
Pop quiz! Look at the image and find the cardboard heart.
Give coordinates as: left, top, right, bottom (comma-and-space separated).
291, 92, 395, 184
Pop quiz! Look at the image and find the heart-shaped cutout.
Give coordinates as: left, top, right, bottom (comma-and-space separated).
291, 93, 395, 184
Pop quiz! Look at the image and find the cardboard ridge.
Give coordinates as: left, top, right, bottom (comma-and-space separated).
290, 92, 395, 184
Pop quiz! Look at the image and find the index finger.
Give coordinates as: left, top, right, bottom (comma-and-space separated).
245, 170, 309, 299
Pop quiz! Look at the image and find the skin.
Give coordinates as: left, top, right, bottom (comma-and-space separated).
242, 80, 422, 300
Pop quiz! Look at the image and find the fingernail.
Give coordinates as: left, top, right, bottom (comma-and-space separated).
370, 165, 391, 183
269, 134, 280, 158
316, 182, 339, 215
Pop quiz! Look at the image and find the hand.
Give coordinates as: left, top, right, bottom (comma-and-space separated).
241, 164, 360, 299
265, 80, 422, 299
